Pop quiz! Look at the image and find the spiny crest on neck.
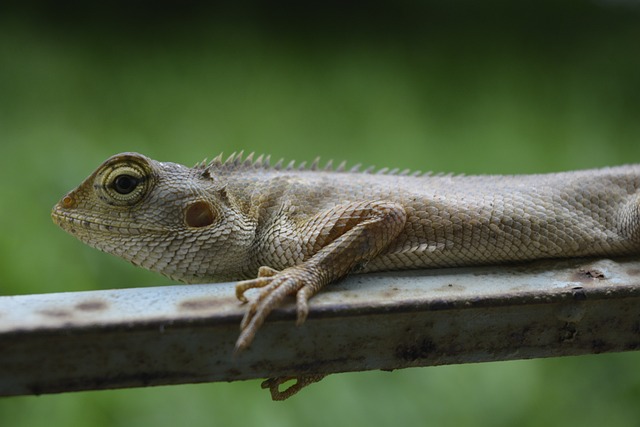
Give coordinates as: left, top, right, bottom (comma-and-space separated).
193, 151, 451, 179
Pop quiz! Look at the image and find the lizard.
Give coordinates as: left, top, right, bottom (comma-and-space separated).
51, 151, 640, 399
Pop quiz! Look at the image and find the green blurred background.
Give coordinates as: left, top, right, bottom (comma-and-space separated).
1, 1, 640, 426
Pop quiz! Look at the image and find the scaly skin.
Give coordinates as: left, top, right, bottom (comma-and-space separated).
52, 152, 640, 399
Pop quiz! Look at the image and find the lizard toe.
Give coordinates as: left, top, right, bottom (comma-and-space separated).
257, 266, 280, 277
239, 280, 280, 329
295, 286, 314, 326
235, 276, 273, 303
261, 375, 327, 401
235, 269, 309, 351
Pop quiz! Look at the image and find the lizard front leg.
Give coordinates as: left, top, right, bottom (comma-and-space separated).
234, 200, 407, 352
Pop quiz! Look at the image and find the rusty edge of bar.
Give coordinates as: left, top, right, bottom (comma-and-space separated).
0, 257, 639, 397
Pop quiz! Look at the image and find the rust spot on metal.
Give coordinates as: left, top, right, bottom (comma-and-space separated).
75, 300, 108, 311
179, 297, 228, 311
627, 268, 640, 276
434, 283, 466, 292
379, 288, 400, 299
573, 268, 606, 282
37, 309, 72, 318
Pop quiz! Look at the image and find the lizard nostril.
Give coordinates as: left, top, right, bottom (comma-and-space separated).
62, 195, 76, 209
185, 200, 216, 228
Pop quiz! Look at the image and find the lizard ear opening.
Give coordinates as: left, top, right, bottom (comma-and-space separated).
185, 201, 216, 228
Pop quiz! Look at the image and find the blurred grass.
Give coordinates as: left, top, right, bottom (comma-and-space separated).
1, 1, 640, 426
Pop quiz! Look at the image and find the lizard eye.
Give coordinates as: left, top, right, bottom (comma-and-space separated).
113, 174, 140, 195
97, 156, 153, 206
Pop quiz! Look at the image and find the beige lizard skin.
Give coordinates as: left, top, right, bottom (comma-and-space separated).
52, 152, 640, 399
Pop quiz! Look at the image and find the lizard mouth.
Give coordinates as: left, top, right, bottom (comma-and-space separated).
51, 205, 117, 234
51, 204, 162, 236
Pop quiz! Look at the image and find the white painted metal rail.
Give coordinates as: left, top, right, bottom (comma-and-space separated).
1, 257, 640, 397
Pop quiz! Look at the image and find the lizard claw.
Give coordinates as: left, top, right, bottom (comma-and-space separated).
235, 266, 281, 303
261, 374, 327, 401
257, 266, 280, 277
233, 265, 323, 353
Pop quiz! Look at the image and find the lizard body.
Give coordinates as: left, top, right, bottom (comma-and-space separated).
52, 152, 640, 398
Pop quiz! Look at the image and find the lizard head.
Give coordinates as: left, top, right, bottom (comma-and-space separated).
51, 152, 255, 283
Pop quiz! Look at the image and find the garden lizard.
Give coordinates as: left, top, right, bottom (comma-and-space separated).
51, 152, 640, 399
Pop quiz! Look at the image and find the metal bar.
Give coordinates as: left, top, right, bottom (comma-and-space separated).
1, 258, 640, 397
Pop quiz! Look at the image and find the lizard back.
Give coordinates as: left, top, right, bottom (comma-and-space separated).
213, 159, 640, 273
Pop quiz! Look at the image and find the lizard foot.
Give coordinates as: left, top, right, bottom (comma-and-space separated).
261, 375, 327, 401
235, 266, 280, 302
234, 265, 322, 352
